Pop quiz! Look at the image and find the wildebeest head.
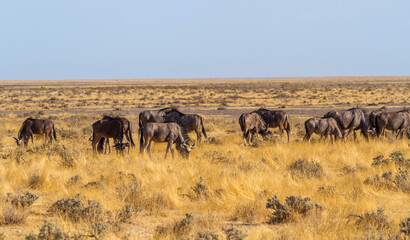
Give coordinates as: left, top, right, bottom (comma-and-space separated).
330, 124, 343, 139
113, 141, 129, 153
13, 136, 26, 146
259, 119, 272, 136
178, 139, 195, 158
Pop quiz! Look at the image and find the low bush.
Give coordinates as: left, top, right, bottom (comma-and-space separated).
364, 168, 409, 193
347, 207, 391, 231
0, 192, 38, 225
400, 217, 410, 236
288, 159, 324, 178
49, 194, 103, 222
222, 226, 247, 240
266, 195, 323, 224
154, 213, 194, 239
371, 151, 409, 168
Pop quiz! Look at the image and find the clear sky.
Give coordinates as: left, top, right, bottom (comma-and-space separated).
1, 0, 409, 80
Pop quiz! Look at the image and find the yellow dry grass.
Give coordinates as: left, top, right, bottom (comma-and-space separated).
0, 77, 409, 239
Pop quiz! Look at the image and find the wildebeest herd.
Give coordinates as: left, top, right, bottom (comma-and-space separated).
12, 107, 410, 158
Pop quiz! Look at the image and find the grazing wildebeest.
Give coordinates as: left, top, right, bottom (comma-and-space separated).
254, 108, 290, 142
368, 107, 386, 136
239, 112, 271, 146
13, 118, 56, 146
90, 118, 129, 154
138, 107, 174, 134
375, 110, 410, 139
323, 108, 369, 140
139, 122, 195, 159
102, 116, 135, 148
303, 117, 342, 142
163, 109, 208, 146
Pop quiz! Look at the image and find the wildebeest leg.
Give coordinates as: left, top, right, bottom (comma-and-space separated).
196, 130, 202, 146
319, 134, 324, 142
344, 128, 354, 140
92, 136, 102, 153
279, 125, 284, 140
30, 134, 35, 147
303, 132, 312, 142
324, 133, 329, 143
243, 130, 248, 146
396, 128, 405, 139
379, 128, 385, 138
147, 141, 152, 155
104, 139, 110, 154
165, 141, 172, 160
170, 142, 175, 159
353, 131, 357, 141
49, 131, 53, 144
244, 130, 249, 146
146, 140, 152, 159
125, 130, 131, 144
48, 131, 54, 147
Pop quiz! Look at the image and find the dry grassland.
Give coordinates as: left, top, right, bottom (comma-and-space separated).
0, 77, 409, 239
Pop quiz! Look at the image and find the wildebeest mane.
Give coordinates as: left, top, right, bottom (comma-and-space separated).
167, 108, 184, 116
253, 108, 270, 113
157, 107, 175, 112
347, 107, 368, 113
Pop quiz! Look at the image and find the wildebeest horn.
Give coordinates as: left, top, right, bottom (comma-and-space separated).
89, 136, 93, 141
12, 137, 19, 142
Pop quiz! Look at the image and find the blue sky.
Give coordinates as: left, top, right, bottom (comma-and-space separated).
1, 0, 409, 79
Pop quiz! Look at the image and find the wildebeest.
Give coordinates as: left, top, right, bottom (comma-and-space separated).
239, 112, 271, 146
375, 109, 410, 139
303, 117, 342, 142
138, 107, 173, 135
13, 118, 56, 146
90, 118, 129, 154
139, 122, 195, 159
323, 108, 369, 140
163, 109, 208, 146
368, 107, 386, 136
102, 116, 135, 148
254, 108, 290, 142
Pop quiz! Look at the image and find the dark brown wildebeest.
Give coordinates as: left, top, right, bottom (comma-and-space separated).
303, 117, 342, 142
323, 108, 370, 140
138, 107, 174, 134
102, 116, 135, 148
239, 112, 271, 146
90, 118, 129, 154
254, 108, 290, 142
368, 107, 386, 136
13, 118, 56, 146
139, 122, 195, 159
163, 109, 208, 146
375, 109, 410, 139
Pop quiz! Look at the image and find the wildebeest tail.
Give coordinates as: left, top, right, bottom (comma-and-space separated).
139, 125, 144, 152
375, 115, 381, 136
200, 117, 207, 139
303, 119, 308, 141
128, 121, 135, 147
52, 123, 57, 140
239, 114, 247, 139
284, 114, 290, 142
138, 114, 142, 138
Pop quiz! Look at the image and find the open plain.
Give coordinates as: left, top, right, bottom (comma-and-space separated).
0, 77, 409, 239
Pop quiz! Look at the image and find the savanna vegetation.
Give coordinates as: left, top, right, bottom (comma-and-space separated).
0, 77, 409, 239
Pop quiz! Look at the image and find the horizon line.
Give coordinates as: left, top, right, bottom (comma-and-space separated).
1, 74, 410, 81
